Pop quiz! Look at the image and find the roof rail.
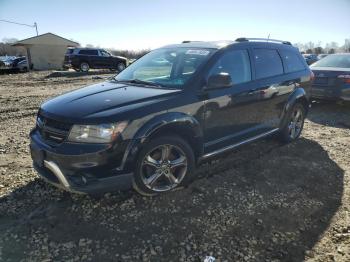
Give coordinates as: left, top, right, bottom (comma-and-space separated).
235, 37, 292, 45
182, 40, 203, 44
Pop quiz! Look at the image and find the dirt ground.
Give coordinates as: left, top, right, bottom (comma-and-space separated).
0, 71, 349, 262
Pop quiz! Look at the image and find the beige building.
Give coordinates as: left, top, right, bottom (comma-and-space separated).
13, 33, 79, 70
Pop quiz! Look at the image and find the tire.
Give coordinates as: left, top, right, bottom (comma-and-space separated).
116, 62, 126, 72
279, 103, 306, 143
80, 62, 90, 72
133, 136, 195, 196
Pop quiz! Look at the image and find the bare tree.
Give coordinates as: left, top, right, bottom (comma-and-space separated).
342, 39, 350, 53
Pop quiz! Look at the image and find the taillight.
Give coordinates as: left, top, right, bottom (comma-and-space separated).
337, 74, 350, 84
310, 71, 315, 82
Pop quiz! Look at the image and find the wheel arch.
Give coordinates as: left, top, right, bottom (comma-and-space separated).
122, 112, 204, 171
280, 87, 310, 127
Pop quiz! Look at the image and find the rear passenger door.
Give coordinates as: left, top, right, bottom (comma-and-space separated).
250, 48, 295, 131
79, 49, 99, 68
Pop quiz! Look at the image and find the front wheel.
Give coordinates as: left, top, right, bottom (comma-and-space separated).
116, 62, 126, 72
279, 103, 306, 143
133, 136, 195, 196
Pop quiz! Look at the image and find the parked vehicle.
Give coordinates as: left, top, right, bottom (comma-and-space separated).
310, 53, 350, 102
0, 56, 28, 72
16, 59, 29, 72
63, 48, 128, 72
317, 54, 328, 60
303, 54, 318, 65
30, 38, 312, 196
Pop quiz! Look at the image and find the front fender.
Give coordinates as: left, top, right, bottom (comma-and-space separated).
118, 112, 203, 172
134, 112, 203, 140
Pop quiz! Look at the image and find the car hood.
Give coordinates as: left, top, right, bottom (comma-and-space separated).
40, 81, 182, 123
112, 55, 127, 60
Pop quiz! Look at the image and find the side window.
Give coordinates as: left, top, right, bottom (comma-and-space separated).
79, 49, 98, 55
253, 49, 283, 79
100, 50, 110, 57
279, 50, 305, 73
209, 50, 251, 85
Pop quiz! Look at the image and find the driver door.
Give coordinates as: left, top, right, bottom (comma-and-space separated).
97, 50, 113, 68
203, 49, 262, 153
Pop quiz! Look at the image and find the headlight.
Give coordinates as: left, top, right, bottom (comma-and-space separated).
67, 121, 128, 143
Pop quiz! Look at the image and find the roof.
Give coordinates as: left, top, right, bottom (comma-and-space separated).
12, 33, 79, 47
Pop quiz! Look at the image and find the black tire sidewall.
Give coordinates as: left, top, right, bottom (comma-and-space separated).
133, 136, 195, 195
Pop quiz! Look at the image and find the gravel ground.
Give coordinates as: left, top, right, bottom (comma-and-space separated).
0, 71, 349, 262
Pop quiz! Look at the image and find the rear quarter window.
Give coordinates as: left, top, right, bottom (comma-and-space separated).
253, 49, 283, 79
280, 49, 305, 73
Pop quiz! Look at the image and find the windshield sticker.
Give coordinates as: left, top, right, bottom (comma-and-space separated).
186, 50, 210, 56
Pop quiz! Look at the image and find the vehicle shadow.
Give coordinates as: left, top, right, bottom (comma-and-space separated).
0, 137, 344, 261
308, 100, 350, 129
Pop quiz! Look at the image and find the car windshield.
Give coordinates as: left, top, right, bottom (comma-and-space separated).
312, 54, 350, 68
114, 47, 214, 88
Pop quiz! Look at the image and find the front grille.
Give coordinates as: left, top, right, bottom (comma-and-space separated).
37, 114, 72, 145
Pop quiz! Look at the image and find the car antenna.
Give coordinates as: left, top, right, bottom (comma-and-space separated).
267, 33, 270, 42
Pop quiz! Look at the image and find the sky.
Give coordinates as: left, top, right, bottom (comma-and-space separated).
0, 0, 349, 50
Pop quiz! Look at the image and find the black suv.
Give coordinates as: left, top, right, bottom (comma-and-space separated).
30, 38, 312, 196
64, 48, 128, 72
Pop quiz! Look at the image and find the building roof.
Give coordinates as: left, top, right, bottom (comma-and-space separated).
12, 33, 79, 47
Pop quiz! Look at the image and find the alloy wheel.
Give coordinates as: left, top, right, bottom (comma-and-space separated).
140, 144, 188, 192
80, 62, 89, 72
288, 106, 304, 139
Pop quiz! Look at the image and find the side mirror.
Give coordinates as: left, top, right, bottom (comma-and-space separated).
206, 73, 232, 90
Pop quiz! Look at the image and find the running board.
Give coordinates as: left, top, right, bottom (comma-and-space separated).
199, 128, 279, 161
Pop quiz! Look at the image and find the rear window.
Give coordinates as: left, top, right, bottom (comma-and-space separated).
253, 49, 283, 79
66, 49, 74, 55
280, 50, 305, 73
312, 55, 350, 68
78, 49, 98, 55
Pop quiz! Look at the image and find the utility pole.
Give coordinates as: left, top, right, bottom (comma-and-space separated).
0, 19, 38, 36
34, 22, 38, 36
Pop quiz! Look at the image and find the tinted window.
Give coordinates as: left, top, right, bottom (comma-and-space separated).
100, 50, 110, 57
253, 49, 283, 79
66, 49, 74, 55
311, 54, 350, 68
79, 49, 98, 55
209, 50, 251, 84
280, 50, 305, 73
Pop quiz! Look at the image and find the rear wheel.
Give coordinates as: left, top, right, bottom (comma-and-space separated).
133, 136, 195, 196
279, 103, 306, 143
80, 62, 90, 72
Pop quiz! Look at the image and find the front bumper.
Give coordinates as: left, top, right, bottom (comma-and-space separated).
30, 129, 134, 194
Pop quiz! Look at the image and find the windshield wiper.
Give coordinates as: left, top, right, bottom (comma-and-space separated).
114, 78, 164, 88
